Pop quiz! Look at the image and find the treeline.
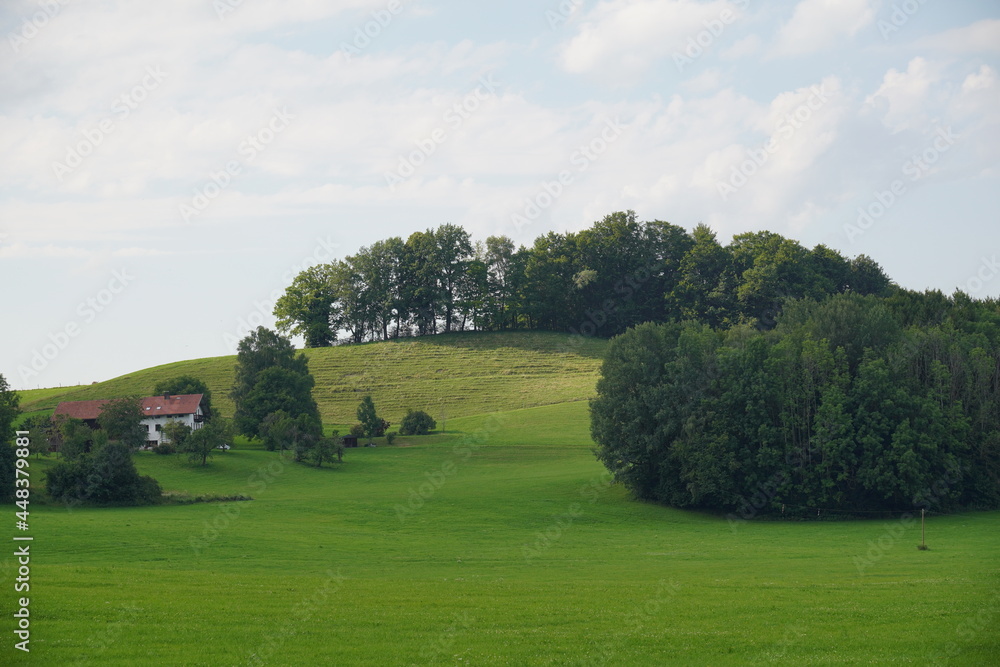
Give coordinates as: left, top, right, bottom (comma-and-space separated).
275, 211, 893, 345
590, 292, 1000, 514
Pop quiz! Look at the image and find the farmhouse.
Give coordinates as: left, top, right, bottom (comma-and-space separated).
53, 393, 207, 447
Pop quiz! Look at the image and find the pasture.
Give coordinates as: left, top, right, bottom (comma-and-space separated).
5, 400, 998, 665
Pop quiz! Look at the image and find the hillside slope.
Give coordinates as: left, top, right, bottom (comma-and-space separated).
18, 331, 607, 425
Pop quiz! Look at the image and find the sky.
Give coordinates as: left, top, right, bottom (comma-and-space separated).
0, 0, 998, 391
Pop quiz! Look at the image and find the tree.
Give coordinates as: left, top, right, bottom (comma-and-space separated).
0, 374, 19, 445
261, 411, 291, 453
154, 376, 213, 420
591, 293, 1000, 514
311, 433, 343, 468
400, 230, 443, 335
434, 224, 474, 332
348, 238, 406, 341
231, 327, 320, 439
0, 374, 20, 503
399, 410, 436, 436
97, 397, 146, 450
0, 441, 15, 504
356, 396, 382, 444
18, 414, 55, 455
290, 414, 323, 462
482, 235, 518, 330
668, 224, 736, 328
260, 412, 321, 461
55, 415, 92, 461
182, 420, 231, 466
274, 263, 340, 347
47, 442, 161, 506
161, 421, 192, 451
522, 231, 583, 331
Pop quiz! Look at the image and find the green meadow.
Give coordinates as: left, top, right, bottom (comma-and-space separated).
17, 331, 607, 425
5, 333, 999, 665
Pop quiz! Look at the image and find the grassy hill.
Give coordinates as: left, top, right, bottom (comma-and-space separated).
17, 331, 607, 425
7, 330, 1000, 664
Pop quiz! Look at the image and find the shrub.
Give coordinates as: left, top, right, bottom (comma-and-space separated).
385, 431, 396, 445
153, 443, 176, 455
400, 410, 436, 436
350, 423, 365, 437
46, 443, 162, 506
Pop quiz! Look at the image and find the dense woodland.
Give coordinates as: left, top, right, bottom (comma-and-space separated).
274, 211, 895, 345
591, 293, 1000, 514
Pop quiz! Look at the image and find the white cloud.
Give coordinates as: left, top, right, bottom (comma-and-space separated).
557, 0, 745, 83
720, 34, 761, 60
770, 0, 875, 57
865, 57, 943, 133
918, 19, 1000, 54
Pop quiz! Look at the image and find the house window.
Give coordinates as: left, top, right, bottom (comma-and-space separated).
155, 424, 162, 432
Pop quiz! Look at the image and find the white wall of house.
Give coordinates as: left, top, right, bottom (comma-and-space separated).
141, 406, 204, 445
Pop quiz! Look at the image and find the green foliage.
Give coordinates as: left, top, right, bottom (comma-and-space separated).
0, 373, 19, 445
356, 395, 382, 443
154, 375, 213, 419
399, 409, 436, 436
18, 414, 55, 449
97, 396, 146, 450
274, 263, 340, 347
592, 294, 1000, 513
349, 423, 365, 438
153, 443, 176, 455
261, 411, 291, 452
273, 212, 892, 346
231, 327, 320, 439
55, 415, 92, 461
310, 433, 343, 467
161, 421, 192, 450
260, 412, 321, 462
181, 419, 232, 466
385, 431, 396, 445
46, 442, 161, 506
0, 443, 15, 503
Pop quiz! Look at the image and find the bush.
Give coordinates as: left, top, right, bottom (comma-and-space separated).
385, 431, 396, 445
46, 443, 162, 506
153, 443, 176, 455
400, 410, 436, 436
349, 423, 365, 437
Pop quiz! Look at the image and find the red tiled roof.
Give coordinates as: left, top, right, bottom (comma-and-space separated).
140, 393, 203, 417
53, 394, 204, 421
53, 399, 109, 421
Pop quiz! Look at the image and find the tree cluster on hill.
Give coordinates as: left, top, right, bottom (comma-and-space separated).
591, 292, 1000, 514
275, 211, 892, 346
231, 327, 340, 466
231, 327, 321, 438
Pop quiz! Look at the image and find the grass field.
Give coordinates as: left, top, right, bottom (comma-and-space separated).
5, 333, 998, 665
4, 400, 998, 665
16, 331, 606, 425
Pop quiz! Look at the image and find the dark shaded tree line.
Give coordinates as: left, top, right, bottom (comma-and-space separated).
591, 292, 1000, 513
275, 211, 893, 346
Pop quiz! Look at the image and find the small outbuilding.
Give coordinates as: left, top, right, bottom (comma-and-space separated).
341, 434, 359, 448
